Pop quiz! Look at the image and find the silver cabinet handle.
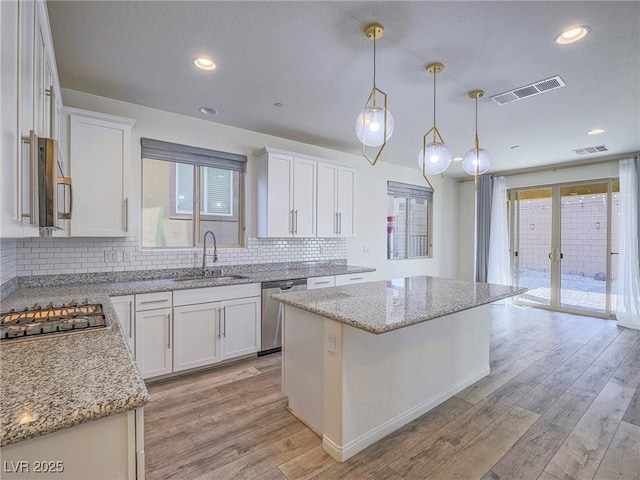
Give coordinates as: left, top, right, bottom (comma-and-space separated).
222, 306, 226, 338
294, 210, 298, 234
140, 299, 169, 305
46, 85, 54, 137
128, 301, 133, 339
218, 309, 222, 339
315, 281, 331, 285
338, 212, 342, 234
123, 198, 129, 232
166, 313, 171, 349
350, 277, 363, 281
290, 209, 294, 234
335, 212, 339, 234
20, 130, 37, 224
57, 177, 72, 220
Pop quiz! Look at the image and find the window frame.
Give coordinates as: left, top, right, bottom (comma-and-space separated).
140, 138, 247, 249
169, 164, 240, 223
386, 181, 433, 260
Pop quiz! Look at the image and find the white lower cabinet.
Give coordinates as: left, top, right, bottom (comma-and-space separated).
110, 295, 135, 355
135, 307, 173, 379
307, 275, 336, 290
221, 296, 261, 359
173, 302, 221, 371
132, 284, 261, 380
334, 271, 375, 286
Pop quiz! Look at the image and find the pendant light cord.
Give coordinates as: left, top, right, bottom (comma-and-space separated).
475, 96, 479, 177
371, 33, 377, 106
433, 70, 437, 142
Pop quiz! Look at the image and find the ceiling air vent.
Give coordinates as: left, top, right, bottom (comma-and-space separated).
573, 145, 609, 155
490, 75, 566, 105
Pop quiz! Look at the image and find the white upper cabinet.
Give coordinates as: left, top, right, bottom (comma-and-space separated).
316, 163, 338, 237
257, 149, 316, 238
292, 158, 316, 237
317, 164, 356, 238
1, 0, 62, 238
336, 166, 355, 237
256, 147, 354, 239
68, 109, 134, 237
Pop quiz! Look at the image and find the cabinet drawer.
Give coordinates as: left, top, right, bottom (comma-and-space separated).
335, 271, 375, 286
307, 276, 335, 290
173, 283, 261, 307
135, 291, 173, 311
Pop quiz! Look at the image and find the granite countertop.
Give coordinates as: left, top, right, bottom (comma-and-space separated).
0, 263, 374, 447
0, 295, 148, 447
2, 264, 375, 302
272, 276, 527, 334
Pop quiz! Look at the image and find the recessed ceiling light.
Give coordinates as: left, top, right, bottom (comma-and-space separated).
587, 128, 605, 135
193, 57, 216, 71
273, 102, 284, 108
199, 107, 217, 115
556, 25, 590, 44
452, 156, 463, 162
510, 145, 523, 150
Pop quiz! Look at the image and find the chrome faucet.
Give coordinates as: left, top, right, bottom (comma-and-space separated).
202, 231, 218, 274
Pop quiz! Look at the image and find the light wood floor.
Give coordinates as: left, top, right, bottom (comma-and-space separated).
145, 304, 640, 480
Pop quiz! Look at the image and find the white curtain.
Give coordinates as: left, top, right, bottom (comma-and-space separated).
487, 176, 511, 285
617, 158, 640, 330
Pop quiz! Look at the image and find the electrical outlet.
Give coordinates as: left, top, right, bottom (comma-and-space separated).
104, 251, 117, 263
327, 334, 336, 353
123, 250, 132, 262
362, 245, 371, 253
117, 251, 124, 262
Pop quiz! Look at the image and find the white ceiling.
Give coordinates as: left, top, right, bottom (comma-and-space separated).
47, 1, 640, 176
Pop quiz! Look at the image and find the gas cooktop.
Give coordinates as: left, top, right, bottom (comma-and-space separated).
1, 300, 109, 342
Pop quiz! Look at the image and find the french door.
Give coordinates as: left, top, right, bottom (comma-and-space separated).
510, 179, 619, 318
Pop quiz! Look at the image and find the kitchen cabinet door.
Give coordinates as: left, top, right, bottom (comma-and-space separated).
110, 295, 135, 356
316, 163, 338, 237
135, 307, 172, 379
69, 110, 134, 236
259, 153, 294, 237
292, 158, 316, 237
221, 296, 260, 359
337, 166, 355, 237
173, 302, 221, 371
0, 0, 24, 238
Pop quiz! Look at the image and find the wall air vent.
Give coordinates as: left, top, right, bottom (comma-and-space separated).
573, 145, 609, 155
490, 75, 566, 105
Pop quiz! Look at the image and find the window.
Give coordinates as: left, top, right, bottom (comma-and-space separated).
141, 138, 246, 248
387, 181, 433, 259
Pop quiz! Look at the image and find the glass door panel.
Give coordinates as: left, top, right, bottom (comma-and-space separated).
559, 183, 608, 314
514, 188, 553, 306
610, 180, 620, 316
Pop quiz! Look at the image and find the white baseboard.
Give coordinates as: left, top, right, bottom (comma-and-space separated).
322, 365, 490, 462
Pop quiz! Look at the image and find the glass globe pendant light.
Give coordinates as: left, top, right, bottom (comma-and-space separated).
462, 89, 491, 187
355, 23, 394, 166
417, 63, 452, 188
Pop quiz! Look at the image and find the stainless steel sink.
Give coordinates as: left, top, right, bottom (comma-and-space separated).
172, 274, 248, 283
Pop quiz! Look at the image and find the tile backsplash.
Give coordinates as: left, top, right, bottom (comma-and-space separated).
1, 239, 17, 285
9, 236, 347, 278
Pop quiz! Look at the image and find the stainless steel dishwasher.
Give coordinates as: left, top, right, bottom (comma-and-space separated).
259, 278, 307, 355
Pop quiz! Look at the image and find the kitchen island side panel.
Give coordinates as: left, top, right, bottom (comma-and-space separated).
282, 306, 325, 435
323, 305, 490, 461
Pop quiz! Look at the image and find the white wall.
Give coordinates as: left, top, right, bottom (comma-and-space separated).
48, 89, 458, 281
456, 162, 620, 282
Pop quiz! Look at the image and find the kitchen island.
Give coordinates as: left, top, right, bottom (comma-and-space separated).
273, 276, 525, 462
